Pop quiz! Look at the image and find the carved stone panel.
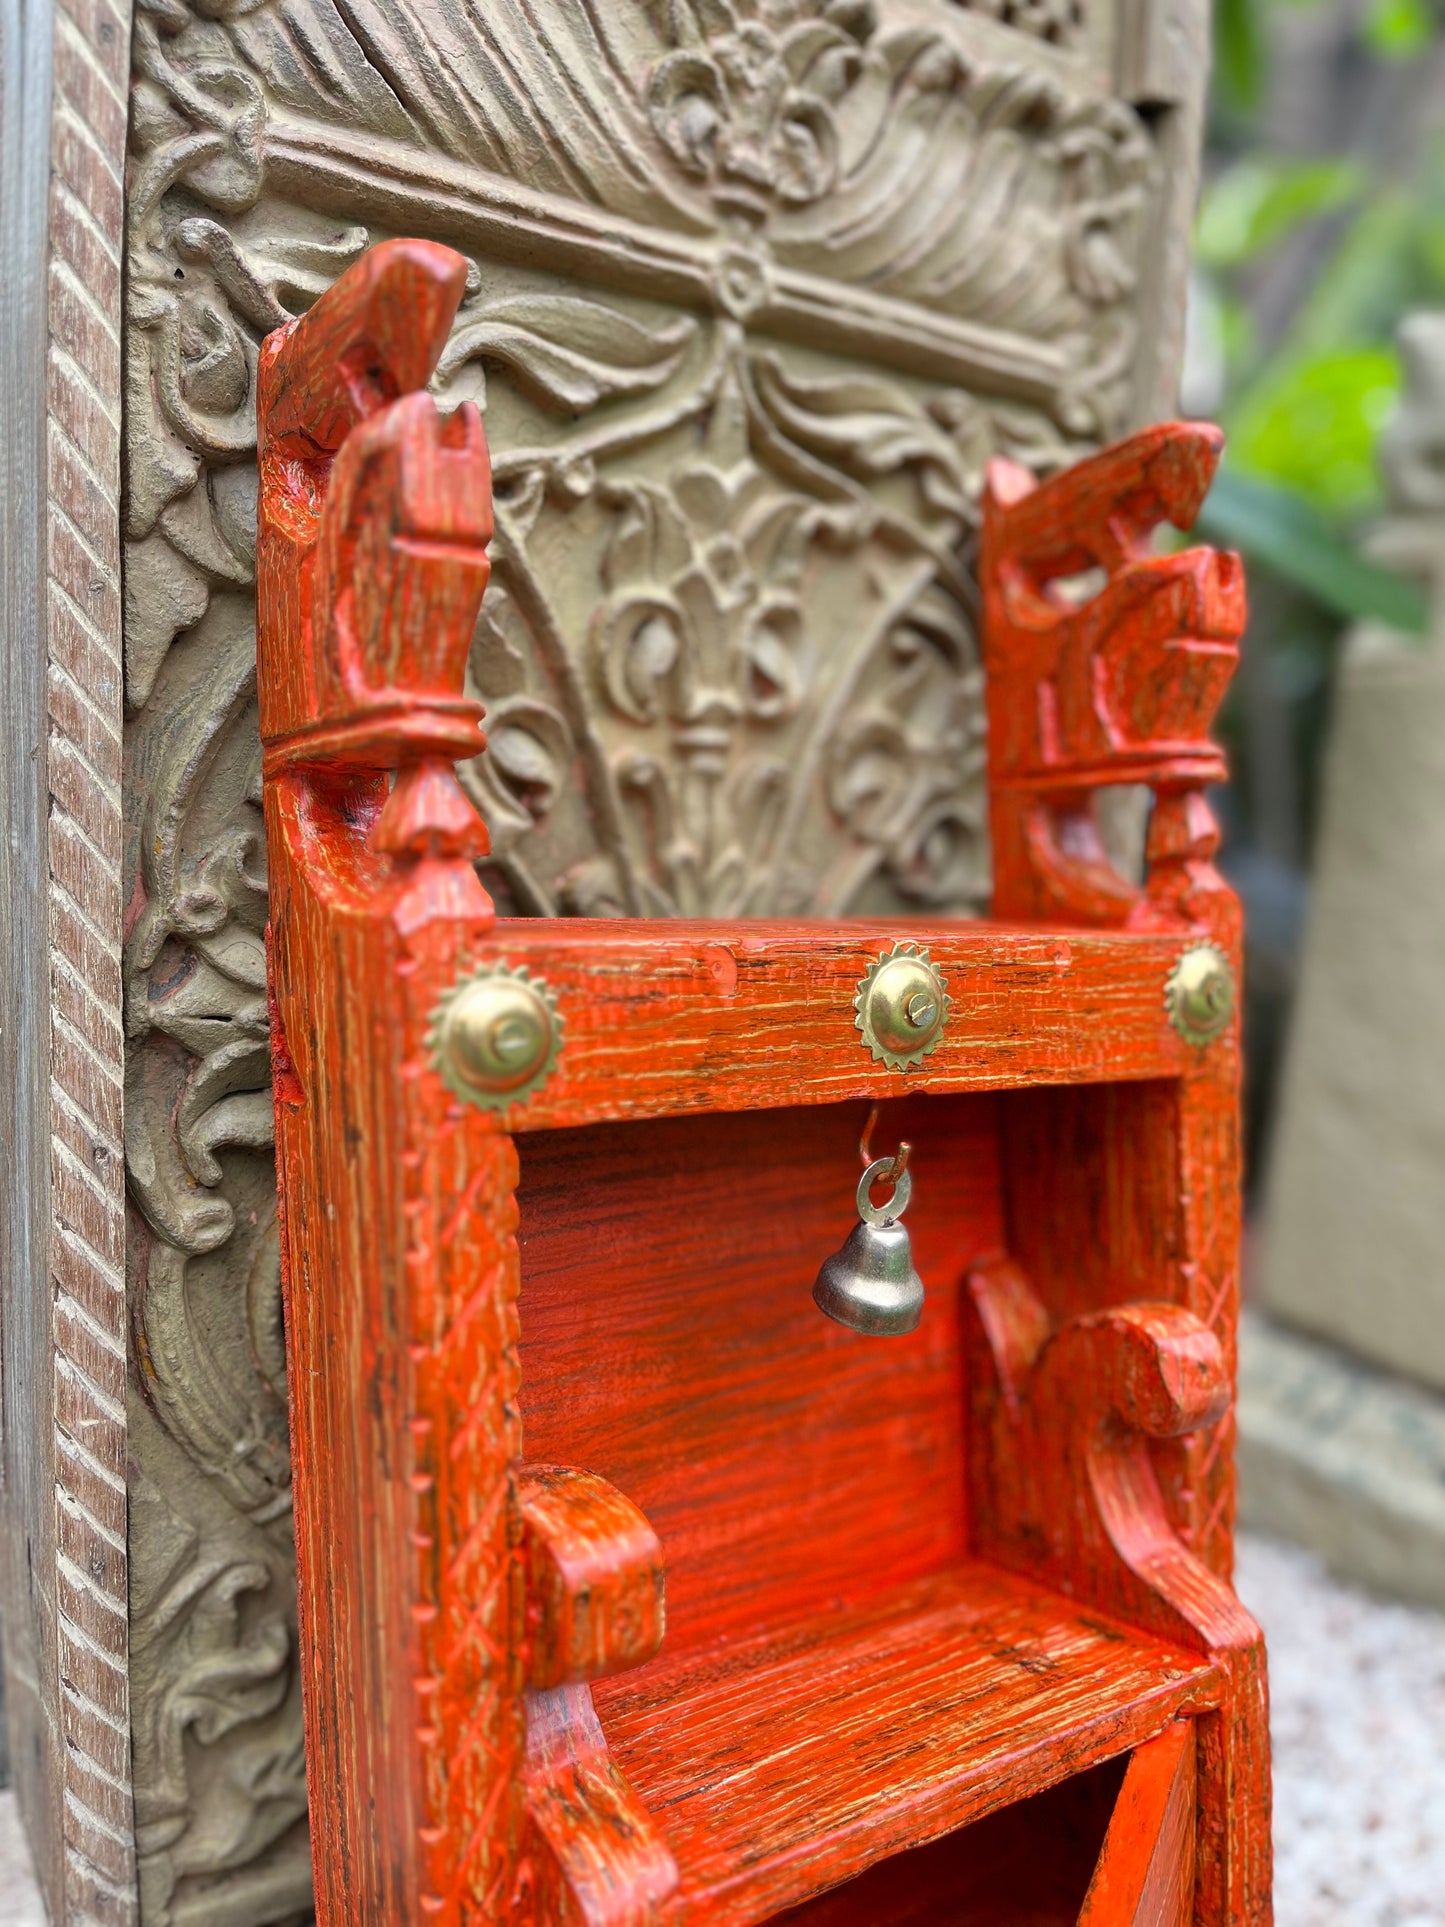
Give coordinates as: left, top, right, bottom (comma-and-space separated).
121, 1, 1206, 1916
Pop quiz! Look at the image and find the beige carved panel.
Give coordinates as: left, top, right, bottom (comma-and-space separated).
121, 1, 1205, 1917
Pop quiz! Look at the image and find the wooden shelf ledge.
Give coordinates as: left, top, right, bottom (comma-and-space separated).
591, 1562, 1217, 1925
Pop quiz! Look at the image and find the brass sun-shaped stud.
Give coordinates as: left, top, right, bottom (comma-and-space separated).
429, 960, 563, 1112
855, 942, 951, 1072
1165, 941, 1236, 1048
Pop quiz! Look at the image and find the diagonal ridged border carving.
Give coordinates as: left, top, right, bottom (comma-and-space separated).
46, 0, 135, 1919
0, 0, 138, 1920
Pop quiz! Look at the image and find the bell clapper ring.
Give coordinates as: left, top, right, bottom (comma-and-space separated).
813, 1105, 925, 1337
858, 1103, 911, 1221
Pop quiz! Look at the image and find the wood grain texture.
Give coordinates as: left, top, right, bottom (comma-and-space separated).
261, 239, 524, 1924
1, 1, 134, 1921
966, 1262, 1268, 1923
772, 1755, 1129, 1927
256, 245, 1268, 1926
414, 921, 1203, 1133
981, 424, 1262, 1927
516, 1097, 1001, 1653
1079, 1721, 1197, 1927
521, 1682, 680, 1927
594, 1565, 1215, 1925
520, 1467, 666, 1694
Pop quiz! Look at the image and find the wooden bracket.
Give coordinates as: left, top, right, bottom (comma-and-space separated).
966, 1253, 1242, 1639
965, 1254, 1270, 1924
981, 423, 1244, 935
520, 1465, 667, 1692
521, 1686, 681, 1927
518, 1467, 679, 1926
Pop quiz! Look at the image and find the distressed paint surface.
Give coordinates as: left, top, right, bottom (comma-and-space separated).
258, 239, 1268, 1923
1080, 1721, 1198, 1926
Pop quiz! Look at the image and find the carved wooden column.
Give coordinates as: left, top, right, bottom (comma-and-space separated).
0, 4, 135, 1924
974, 432, 1266, 1922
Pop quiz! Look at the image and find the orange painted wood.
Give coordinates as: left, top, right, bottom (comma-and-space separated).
257, 237, 1271, 1925
594, 1565, 1215, 1925
773, 1758, 1128, 1926
521, 1682, 681, 1925
261, 242, 525, 1924
515, 1097, 1002, 1653
981, 426, 1243, 937
965, 1261, 1268, 1922
389, 918, 1197, 1131
1079, 1721, 1197, 1926
519, 1467, 666, 1693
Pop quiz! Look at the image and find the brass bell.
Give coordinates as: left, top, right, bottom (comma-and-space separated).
813, 1155, 924, 1337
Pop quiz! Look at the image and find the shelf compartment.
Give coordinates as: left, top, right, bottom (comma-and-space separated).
774, 1754, 1130, 1926
592, 1562, 1217, 1926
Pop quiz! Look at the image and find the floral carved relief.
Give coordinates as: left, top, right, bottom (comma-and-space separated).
647, 0, 881, 214
446, 317, 1052, 921
121, 0, 1174, 1917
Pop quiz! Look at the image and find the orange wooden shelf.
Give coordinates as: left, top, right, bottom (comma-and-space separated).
592, 1563, 1218, 1926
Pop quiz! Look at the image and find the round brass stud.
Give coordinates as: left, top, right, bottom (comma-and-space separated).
429, 962, 562, 1110
1165, 942, 1235, 1048
856, 942, 951, 1072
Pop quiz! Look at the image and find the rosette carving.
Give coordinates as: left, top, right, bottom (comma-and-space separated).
648, 0, 879, 215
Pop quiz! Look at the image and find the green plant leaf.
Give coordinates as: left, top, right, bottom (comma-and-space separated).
1226, 344, 1399, 514
1363, 0, 1434, 57
1195, 157, 1368, 269
1215, 0, 1268, 111
1197, 467, 1428, 633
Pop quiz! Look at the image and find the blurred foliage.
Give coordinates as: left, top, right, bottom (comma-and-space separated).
1197, 0, 1444, 632
1196, 0, 1445, 1181
1362, 0, 1435, 58
1198, 467, 1427, 630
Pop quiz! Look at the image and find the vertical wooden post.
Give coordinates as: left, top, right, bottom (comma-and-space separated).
978, 426, 1269, 1926
258, 239, 528, 1923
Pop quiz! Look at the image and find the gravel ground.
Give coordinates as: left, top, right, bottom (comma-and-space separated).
0, 1534, 1439, 1922
1239, 1533, 1445, 1926
0, 1789, 44, 1925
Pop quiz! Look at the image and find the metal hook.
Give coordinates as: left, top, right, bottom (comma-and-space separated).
859, 1102, 911, 1183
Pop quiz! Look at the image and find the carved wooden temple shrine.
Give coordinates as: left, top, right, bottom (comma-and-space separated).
0, 2, 1267, 1923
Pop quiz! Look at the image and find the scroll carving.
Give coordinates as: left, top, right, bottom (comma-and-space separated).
979, 422, 1245, 936
964, 1255, 1271, 1924
120, 0, 1190, 1915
